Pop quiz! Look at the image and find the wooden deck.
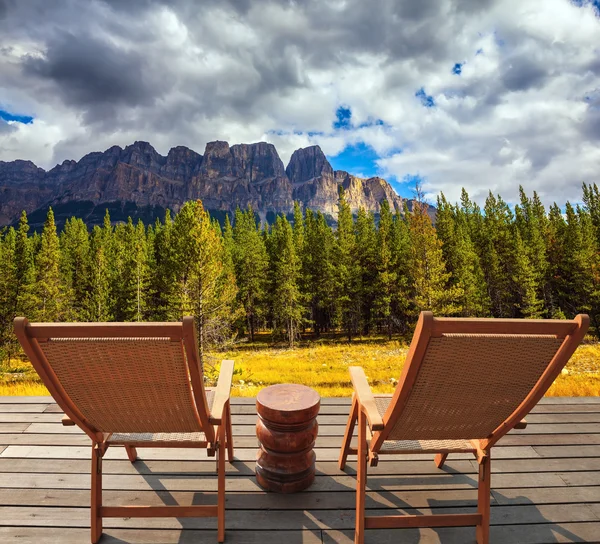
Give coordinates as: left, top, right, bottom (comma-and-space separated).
1, 396, 600, 543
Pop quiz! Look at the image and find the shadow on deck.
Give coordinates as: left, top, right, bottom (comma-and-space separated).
1, 396, 600, 543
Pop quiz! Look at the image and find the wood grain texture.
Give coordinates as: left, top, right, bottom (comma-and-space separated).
0, 395, 599, 543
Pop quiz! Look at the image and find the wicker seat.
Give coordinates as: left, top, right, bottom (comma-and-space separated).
371, 396, 474, 452
339, 311, 589, 544
108, 432, 207, 444
14, 317, 234, 544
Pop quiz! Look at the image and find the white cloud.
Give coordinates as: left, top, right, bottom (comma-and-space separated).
0, 0, 598, 207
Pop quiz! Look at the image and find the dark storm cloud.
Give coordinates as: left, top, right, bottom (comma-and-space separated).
1, 0, 599, 206
22, 31, 166, 115
2, 0, 477, 131
0, 119, 16, 135
582, 109, 600, 140
501, 55, 549, 92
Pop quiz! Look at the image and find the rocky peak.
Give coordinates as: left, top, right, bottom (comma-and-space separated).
0, 160, 45, 186
46, 159, 78, 177
338, 173, 404, 214
120, 141, 166, 171
164, 146, 203, 180
334, 170, 350, 183
286, 145, 334, 183
0, 139, 411, 229
167, 146, 203, 164
199, 141, 234, 179
230, 142, 286, 182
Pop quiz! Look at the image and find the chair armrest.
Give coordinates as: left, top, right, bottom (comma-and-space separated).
209, 359, 235, 425
349, 366, 384, 431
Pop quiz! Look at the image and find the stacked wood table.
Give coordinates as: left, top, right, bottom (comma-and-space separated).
255, 384, 320, 493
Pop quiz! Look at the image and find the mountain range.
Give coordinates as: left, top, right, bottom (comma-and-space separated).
0, 140, 427, 229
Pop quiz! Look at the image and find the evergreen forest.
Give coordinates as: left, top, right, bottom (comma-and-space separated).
2, 184, 600, 363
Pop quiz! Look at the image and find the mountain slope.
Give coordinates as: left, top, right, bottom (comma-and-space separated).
0, 140, 410, 228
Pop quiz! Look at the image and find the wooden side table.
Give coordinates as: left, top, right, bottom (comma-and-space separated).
255, 384, 320, 493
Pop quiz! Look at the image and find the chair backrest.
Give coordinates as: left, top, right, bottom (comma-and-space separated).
371, 312, 589, 451
14, 316, 215, 444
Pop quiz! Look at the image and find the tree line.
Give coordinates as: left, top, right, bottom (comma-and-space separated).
1, 184, 600, 360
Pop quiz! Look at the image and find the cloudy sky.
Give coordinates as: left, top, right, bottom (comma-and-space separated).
1, 0, 599, 205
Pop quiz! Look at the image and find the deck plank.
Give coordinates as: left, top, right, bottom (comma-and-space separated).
0, 471, 568, 492
323, 523, 600, 543
0, 396, 599, 543
8, 429, 599, 448
0, 527, 324, 544
0, 404, 52, 413
2, 456, 600, 475
0, 423, 29, 432
1, 503, 598, 529
0, 444, 542, 461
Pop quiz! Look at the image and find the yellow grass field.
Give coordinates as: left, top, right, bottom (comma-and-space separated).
2, 334, 600, 397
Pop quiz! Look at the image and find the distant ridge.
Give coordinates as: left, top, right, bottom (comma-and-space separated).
0, 140, 431, 229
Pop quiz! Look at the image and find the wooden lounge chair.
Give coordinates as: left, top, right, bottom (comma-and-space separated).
338, 311, 589, 544
14, 316, 235, 544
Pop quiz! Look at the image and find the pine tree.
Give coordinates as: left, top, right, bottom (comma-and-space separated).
481, 193, 514, 317
84, 226, 112, 321
334, 188, 360, 340
33, 208, 63, 321
546, 203, 568, 318
132, 220, 150, 321
59, 217, 90, 320
436, 193, 489, 316
292, 201, 305, 256
172, 200, 237, 362
268, 215, 303, 348
222, 214, 236, 280
407, 197, 461, 315
304, 210, 336, 335
390, 210, 412, 331
373, 201, 395, 338
511, 229, 545, 318
148, 211, 178, 321
0, 228, 17, 360
354, 208, 377, 335
233, 207, 269, 341
582, 182, 600, 247
514, 187, 548, 314
559, 204, 600, 327
14, 211, 36, 319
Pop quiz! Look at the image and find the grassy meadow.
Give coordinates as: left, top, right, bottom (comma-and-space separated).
1, 333, 600, 397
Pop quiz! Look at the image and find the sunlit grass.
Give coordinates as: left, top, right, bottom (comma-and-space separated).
2, 334, 600, 397
209, 337, 408, 397
0, 381, 50, 396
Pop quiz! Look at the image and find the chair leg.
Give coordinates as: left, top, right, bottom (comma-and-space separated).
125, 446, 137, 463
355, 408, 367, 544
91, 445, 103, 544
226, 401, 234, 463
434, 453, 448, 469
339, 395, 358, 470
217, 430, 226, 543
476, 454, 491, 544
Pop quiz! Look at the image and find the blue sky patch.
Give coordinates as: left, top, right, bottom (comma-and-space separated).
357, 118, 386, 128
452, 63, 463, 75
400, 174, 426, 195
333, 106, 352, 129
329, 142, 381, 178
328, 143, 414, 198
572, 0, 600, 15
415, 88, 435, 108
0, 109, 34, 124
